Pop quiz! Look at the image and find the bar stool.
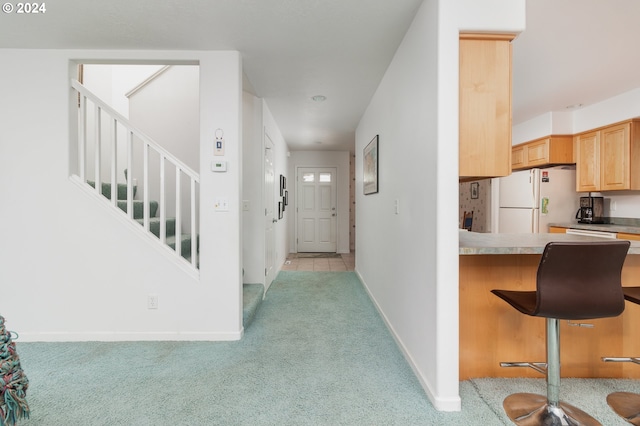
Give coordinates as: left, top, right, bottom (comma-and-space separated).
491, 240, 630, 426
604, 286, 640, 425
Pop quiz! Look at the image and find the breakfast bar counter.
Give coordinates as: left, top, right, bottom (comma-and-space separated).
459, 231, 640, 380
459, 229, 640, 255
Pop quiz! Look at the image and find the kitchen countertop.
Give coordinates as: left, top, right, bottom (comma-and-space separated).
459, 230, 640, 255
549, 222, 640, 235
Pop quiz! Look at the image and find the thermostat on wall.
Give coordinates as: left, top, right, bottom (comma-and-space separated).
211, 160, 227, 172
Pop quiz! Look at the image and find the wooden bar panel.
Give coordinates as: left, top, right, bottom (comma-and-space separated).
460, 254, 640, 380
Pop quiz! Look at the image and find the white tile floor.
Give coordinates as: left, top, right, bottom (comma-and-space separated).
282, 253, 355, 271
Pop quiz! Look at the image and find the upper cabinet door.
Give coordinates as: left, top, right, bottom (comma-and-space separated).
459, 34, 514, 180
600, 123, 630, 191
574, 120, 640, 192
511, 136, 574, 171
511, 145, 526, 169
575, 131, 600, 192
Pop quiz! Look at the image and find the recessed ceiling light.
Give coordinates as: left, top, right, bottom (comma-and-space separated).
312, 95, 327, 102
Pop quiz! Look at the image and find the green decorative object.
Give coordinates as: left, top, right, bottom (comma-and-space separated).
0, 316, 29, 426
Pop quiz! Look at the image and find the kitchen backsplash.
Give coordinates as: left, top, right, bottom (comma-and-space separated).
459, 179, 490, 232
601, 191, 640, 219
607, 217, 640, 226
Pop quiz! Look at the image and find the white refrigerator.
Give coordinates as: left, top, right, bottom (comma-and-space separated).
497, 167, 580, 233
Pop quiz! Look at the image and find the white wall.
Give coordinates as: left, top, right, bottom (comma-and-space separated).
242, 92, 265, 284
84, 64, 165, 118
514, 87, 640, 145
128, 65, 200, 227
288, 151, 350, 254
263, 101, 290, 280
355, 0, 524, 412
512, 111, 574, 145
0, 49, 243, 341
356, 0, 442, 409
239, 92, 294, 288
128, 66, 200, 172
82, 64, 165, 183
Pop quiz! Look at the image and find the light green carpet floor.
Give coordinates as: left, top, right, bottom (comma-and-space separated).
13, 271, 640, 425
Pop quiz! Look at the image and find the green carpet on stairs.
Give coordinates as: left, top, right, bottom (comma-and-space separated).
86, 180, 135, 200
86, 179, 199, 266
242, 283, 264, 328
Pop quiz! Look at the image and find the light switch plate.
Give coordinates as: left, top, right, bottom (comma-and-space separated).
215, 198, 229, 211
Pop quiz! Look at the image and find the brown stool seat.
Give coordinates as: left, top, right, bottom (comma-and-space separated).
606, 286, 640, 425
492, 240, 630, 426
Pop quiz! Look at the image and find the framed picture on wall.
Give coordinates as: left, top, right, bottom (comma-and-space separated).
284, 190, 288, 206
280, 175, 285, 196
278, 201, 283, 219
471, 182, 479, 199
363, 135, 379, 195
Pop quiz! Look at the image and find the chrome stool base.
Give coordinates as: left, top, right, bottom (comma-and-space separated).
606, 392, 640, 425
504, 393, 602, 426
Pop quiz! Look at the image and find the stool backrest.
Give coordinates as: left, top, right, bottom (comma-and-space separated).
535, 241, 630, 320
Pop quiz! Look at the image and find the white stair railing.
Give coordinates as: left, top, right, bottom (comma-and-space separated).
71, 79, 199, 270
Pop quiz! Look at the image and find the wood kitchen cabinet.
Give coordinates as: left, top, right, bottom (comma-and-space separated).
575, 119, 640, 191
459, 33, 515, 180
511, 144, 526, 169
618, 232, 640, 241
548, 226, 568, 233
601, 123, 632, 190
511, 135, 574, 170
575, 130, 600, 191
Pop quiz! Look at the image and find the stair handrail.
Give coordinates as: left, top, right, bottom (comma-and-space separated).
71, 78, 200, 270
71, 79, 200, 182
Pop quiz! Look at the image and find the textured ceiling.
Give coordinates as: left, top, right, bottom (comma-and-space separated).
2, 0, 640, 151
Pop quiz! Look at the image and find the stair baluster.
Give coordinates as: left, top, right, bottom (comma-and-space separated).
71, 79, 199, 271
94, 104, 102, 199
175, 168, 182, 258
110, 116, 118, 206
159, 155, 166, 244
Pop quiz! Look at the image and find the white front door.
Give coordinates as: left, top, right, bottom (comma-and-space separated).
264, 135, 276, 288
297, 167, 337, 252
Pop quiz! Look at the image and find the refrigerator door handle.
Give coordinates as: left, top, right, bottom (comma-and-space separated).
531, 169, 540, 208
532, 209, 539, 233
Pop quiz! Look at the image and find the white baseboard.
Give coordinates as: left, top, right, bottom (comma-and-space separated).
354, 269, 461, 412
17, 330, 243, 342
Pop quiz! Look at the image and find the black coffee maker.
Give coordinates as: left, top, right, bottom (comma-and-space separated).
576, 196, 605, 223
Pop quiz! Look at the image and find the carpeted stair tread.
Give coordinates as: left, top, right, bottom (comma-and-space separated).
87, 180, 199, 268
243, 284, 264, 328
87, 180, 136, 200
117, 200, 159, 219
166, 234, 198, 259
136, 217, 176, 238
